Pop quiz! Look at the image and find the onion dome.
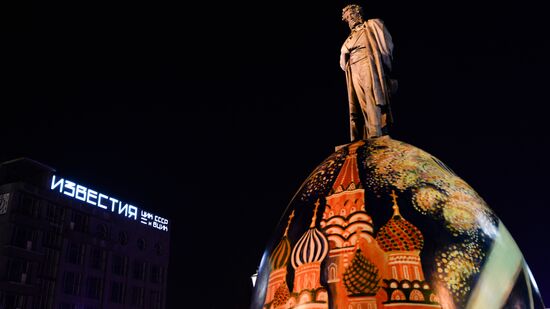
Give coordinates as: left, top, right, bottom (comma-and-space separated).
270, 236, 291, 270
290, 228, 329, 268
291, 201, 329, 268
270, 210, 295, 270
343, 248, 380, 296
376, 191, 424, 252
272, 284, 290, 307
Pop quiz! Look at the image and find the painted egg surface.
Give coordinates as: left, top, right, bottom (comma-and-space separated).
251, 137, 545, 309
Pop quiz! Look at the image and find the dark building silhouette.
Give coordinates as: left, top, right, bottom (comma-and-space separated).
0, 158, 170, 309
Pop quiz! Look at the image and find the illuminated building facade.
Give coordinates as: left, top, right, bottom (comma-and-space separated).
0, 158, 170, 309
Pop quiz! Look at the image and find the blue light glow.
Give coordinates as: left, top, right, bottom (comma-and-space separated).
49, 175, 168, 232
98, 193, 109, 209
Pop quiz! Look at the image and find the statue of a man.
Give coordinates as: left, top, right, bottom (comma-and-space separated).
340, 4, 396, 141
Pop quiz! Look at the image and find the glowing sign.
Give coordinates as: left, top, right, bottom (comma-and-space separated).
50, 175, 169, 232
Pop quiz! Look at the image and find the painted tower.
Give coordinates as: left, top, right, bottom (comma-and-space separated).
318, 142, 441, 308
287, 201, 329, 308
263, 203, 329, 309
264, 211, 295, 308
320, 141, 386, 308
375, 192, 441, 308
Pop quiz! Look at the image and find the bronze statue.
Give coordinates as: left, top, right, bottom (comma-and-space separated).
340, 4, 396, 140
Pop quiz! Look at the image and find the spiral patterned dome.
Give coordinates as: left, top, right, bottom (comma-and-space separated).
270, 236, 291, 270
376, 213, 424, 252
272, 283, 290, 307
343, 249, 380, 296
291, 227, 329, 268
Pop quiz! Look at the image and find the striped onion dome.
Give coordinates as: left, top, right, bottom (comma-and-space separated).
291, 227, 329, 268
270, 236, 291, 270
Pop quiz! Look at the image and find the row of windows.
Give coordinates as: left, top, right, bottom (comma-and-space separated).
11, 225, 37, 250
12, 227, 162, 257
3, 258, 29, 283
13, 194, 64, 225
59, 304, 97, 309
111, 255, 163, 282
13, 194, 165, 255
3, 256, 59, 289
34, 278, 56, 309
65, 243, 164, 283
327, 263, 423, 282
2, 255, 162, 284
40, 248, 60, 278
62, 272, 162, 308
0, 291, 27, 309
1, 252, 163, 292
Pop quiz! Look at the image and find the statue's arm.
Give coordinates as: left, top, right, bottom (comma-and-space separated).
340, 44, 349, 71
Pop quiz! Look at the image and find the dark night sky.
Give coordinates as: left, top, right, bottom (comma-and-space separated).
4, 0, 550, 307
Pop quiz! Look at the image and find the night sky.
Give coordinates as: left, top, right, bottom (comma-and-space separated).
5, 0, 550, 307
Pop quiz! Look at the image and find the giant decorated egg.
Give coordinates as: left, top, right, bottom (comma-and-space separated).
251, 137, 545, 309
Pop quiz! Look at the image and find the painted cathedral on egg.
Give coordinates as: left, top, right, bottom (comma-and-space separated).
263, 143, 441, 309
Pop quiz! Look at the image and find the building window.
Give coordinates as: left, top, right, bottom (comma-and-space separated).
43, 226, 63, 249
403, 266, 410, 280
46, 202, 64, 223
391, 266, 398, 279
0, 193, 9, 215
110, 281, 125, 304
65, 243, 83, 264
414, 266, 421, 280
149, 290, 162, 309
70, 211, 88, 233
5, 258, 28, 283
89, 246, 105, 270
18, 194, 40, 218
1, 293, 26, 309
63, 272, 81, 296
11, 226, 35, 250
112, 255, 127, 276
137, 238, 146, 251
132, 260, 147, 280
119, 231, 128, 245
131, 286, 145, 306
46, 202, 55, 219
34, 276, 55, 308
96, 224, 109, 240
150, 265, 163, 284
154, 242, 163, 256
41, 248, 60, 278
59, 303, 76, 309
86, 276, 102, 299
328, 264, 337, 282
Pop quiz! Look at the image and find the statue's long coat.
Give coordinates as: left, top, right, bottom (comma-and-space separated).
343, 19, 394, 139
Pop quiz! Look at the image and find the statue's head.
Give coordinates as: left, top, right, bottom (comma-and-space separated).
342, 4, 364, 30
